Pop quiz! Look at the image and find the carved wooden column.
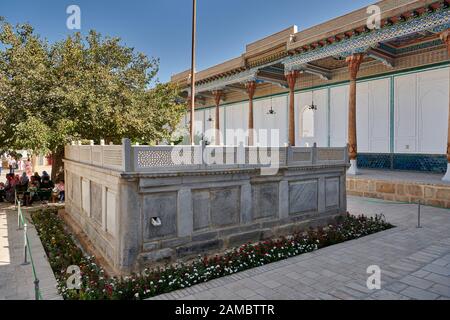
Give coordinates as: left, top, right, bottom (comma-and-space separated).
286, 71, 299, 146
346, 53, 364, 175
246, 81, 257, 146
441, 30, 450, 181
212, 90, 223, 145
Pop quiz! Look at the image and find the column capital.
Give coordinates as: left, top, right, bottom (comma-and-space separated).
246, 81, 257, 99
346, 53, 365, 80
440, 29, 450, 55
285, 70, 299, 90
212, 90, 223, 106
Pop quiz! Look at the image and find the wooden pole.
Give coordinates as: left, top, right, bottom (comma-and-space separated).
246, 81, 257, 146
213, 90, 223, 145
189, 0, 197, 145
286, 71, 299, 146
346, 53, 364, 175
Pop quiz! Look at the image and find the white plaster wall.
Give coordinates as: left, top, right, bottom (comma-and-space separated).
418, 68, 449, 154
357, 78, 390, 153
395, 68, 449, 154
330, 85, 349, 148
254, 95, 288, 146
296, 89, 328, 147
225, 102, 249, 146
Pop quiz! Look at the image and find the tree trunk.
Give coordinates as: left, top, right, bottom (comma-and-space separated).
51, 146, 65, 182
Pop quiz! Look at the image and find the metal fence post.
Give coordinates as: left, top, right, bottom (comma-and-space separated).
17, 202, 21, 229
23, 223, 29, 265
34, 279, 40, 300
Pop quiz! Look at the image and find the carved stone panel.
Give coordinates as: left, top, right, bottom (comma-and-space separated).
210, 187, 240, 227
252, 183, 279, 220
90, 182, 102, 224
192, 190, 211, 231
289, 180, 318, 215
144, 192, 178, 240
325, 177, 340, 209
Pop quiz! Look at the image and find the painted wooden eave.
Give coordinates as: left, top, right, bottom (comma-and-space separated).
287, 0, 443, 51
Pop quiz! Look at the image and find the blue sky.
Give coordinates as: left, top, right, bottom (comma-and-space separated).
0, 0, 374, 83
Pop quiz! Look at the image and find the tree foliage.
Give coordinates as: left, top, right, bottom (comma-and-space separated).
0, 19, 186, 176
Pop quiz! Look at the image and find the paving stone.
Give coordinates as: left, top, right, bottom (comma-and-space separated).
399, 275, 434, 290
428, 284, 450, 297
424, 272, 450, 286
422, 264, 450, 276
369, 289, 410, 300
385, 282, 409, 293
401, 286, 440, 300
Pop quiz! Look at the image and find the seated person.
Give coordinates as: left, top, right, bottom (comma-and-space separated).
0, 182, 5, 202
51, 181, 65, 203
40, 177, 54, 190
39, 176, 54, 202
57, 180, 65, 203
4, 175, 15, 203
23, 182, 38, 206
30, 175, 40, 189
33, 172, 42, 185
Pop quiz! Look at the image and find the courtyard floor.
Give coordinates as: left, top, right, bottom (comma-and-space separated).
151, 196, 450, 300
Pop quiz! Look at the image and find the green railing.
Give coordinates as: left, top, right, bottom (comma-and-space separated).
15, 191, 42, 300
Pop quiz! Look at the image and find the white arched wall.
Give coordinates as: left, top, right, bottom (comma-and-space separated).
356, 78, 391, 153
395, 67, 449, 154
295, 89, 328, 147
329, 85, 349, 148
254, 95, 288, 146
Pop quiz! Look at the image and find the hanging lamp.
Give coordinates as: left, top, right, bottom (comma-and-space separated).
305, 75, 318, 111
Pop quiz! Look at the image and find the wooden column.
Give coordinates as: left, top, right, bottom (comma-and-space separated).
346, 53, 364, 175
246, 81, 257, 146
212, 90, 223, 145
440, 30, 450, 181
286, 71, 299, 146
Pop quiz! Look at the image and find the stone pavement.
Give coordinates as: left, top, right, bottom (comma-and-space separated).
0, 203, 61, 300
151, 196, 450, 300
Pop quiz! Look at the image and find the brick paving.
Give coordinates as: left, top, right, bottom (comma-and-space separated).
0, 203, 61, 300
151, 196, 450, 300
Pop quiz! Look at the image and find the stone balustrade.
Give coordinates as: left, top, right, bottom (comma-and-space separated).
65, 138, 348, 173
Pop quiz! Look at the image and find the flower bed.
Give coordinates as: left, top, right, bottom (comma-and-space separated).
32, 210, 393, 300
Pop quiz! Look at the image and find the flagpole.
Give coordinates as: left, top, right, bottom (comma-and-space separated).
189, 0, 197, 145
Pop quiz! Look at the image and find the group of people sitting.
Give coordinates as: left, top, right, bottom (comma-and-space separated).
0, 171, 65, 206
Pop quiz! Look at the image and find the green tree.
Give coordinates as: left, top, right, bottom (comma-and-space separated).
0, 19, 185, 180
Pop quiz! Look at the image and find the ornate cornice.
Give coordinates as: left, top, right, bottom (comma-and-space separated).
284, 8, 450, 71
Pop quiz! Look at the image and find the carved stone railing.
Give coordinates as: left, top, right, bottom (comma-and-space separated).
65, 144, 124, 171
64, 139, 348, 173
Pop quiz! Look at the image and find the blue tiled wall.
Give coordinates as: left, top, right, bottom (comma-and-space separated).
357, 153, 447, 173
